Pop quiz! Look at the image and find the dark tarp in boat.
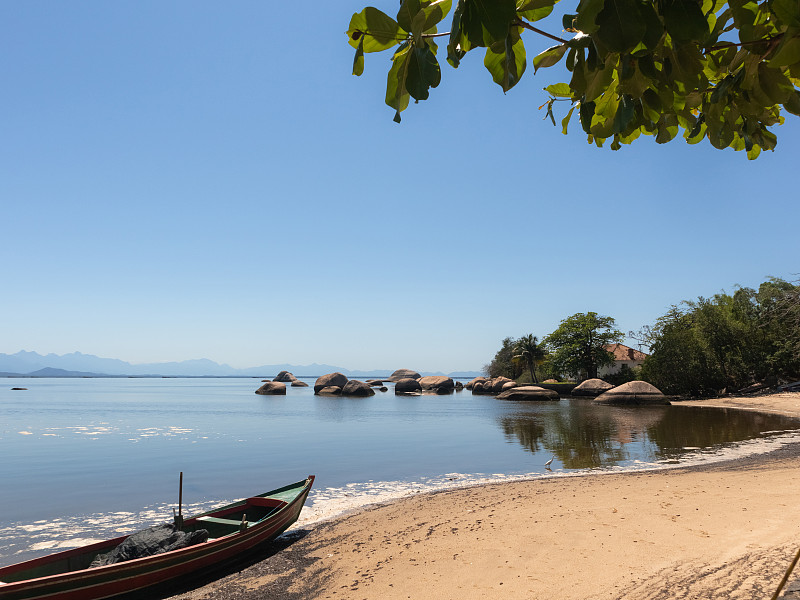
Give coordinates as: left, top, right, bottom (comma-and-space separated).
90, 523, 208, 567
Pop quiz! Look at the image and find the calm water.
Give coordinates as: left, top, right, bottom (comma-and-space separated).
1, 377, 799, 566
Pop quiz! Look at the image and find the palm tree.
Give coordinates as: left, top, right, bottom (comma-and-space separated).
514, 334, 546, 384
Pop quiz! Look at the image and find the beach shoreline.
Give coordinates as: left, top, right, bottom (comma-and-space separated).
173, 392, 800, 600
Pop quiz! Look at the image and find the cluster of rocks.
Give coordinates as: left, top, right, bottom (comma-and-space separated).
313, 372, 379, 397
465, 376, 559, 401
256, 369, 466, 397
255, 370, 310, 395
389, 370, 463, 395
461, 375, 668, 405
254, 368, 668, 405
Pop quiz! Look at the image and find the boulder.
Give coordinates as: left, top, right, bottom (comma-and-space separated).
465, 377, 486, 390
418, 376, 455, 394
594, 381, 670, 405
572, 378, 614, 397
255, 382, 287, 395
472, 381, 492, 394
496, 386, 559, 400
543, 379, 559, 383
291, 380, 309, 387
314, 372, 349, 394
490, 377, 514, 393
341, 380, 375, 397
501, 381, 518, 391
395, 378, 422, 394
317, 386, 343, 396
379, 386, 388, 392
455, 381, 464, 391
388, 369, 422, 382
367, 380, 384, 387
273, 370, 297, 382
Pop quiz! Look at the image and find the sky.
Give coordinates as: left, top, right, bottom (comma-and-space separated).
1, 2, 797, 374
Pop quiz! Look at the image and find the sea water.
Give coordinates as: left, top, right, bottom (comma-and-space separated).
1, 377, 798, 566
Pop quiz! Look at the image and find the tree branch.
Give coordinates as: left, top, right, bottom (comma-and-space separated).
514, 19, 568, 45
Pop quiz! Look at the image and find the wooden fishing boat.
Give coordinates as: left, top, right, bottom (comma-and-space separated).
0, 475, 314, 600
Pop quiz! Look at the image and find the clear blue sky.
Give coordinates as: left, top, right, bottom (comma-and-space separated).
1, 2, 797, 373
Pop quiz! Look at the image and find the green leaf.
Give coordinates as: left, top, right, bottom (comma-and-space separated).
407, 44, 442, 100
398, 0, 424, 32
459, 0, 518, 48
447, 0, 467, 66
655, 114, 679, 143
348, 7, 406, 53
385, 44, 411, 118
613, 93, 636, 132
785, 89, 800, 115
484, 30, 527, 92
545, 82, 573, 97
353, 37, 365, 76
660, 0, 710, 43
579, 100, 596, 133
517, 0, 558, 22
639, 2, 665, 50
574, 0, 605, 34
398, 0, 453, 36
594, 0, 648, 53
769, 36, 800, 68
562, 105, 577, 133
583, 54, 616, 100
770, 0, 800, 27
757, 62, 793, 103
533, 44, 567, 72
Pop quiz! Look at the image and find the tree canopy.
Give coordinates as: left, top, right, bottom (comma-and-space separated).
543, 312, 623, 379
639, 278, 800, 395
347, 0, 800, 158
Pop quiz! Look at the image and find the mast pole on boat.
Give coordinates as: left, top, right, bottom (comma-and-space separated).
175, 471, 184, 529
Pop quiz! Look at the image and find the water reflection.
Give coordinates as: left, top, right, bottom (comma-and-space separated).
646, 406, 800, 456
499, 400, 800, 469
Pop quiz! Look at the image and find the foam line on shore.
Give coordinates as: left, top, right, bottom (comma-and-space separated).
294, 428, 800, 528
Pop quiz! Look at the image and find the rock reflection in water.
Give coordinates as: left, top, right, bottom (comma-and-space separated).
499, 400, 800, 469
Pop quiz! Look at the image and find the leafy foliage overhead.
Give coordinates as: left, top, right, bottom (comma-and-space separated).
347, 0, 800, 158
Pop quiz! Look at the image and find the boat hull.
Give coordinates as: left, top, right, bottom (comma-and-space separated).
0, 476, 314, 600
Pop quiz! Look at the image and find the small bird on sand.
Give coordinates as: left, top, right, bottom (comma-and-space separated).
544, 455, 555, 469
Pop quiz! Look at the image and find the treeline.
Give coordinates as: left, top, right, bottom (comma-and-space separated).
638, 277, 799, 396
485, 277, 800, 397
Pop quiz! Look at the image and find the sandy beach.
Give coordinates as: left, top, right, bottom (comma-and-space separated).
173, 392, 800, 600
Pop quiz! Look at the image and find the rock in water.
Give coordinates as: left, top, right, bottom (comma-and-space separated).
255, 382, 287, 395
388, 369, 422, 381
496, 386, 559, 400
314, 372, 349, 394
395, 378, 422, 395
594, 381, 669, 405
341, 380, 375, 397
572, 378, 614, 397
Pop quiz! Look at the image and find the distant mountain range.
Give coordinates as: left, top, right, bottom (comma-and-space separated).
0, 350, 481, 379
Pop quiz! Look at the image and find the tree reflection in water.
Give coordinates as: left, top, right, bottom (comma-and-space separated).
498, 399, 800, 470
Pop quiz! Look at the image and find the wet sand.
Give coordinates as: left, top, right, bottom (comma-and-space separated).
172, 392, 800, 600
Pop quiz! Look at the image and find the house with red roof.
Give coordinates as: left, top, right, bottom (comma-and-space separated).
598, 343, 648, 377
